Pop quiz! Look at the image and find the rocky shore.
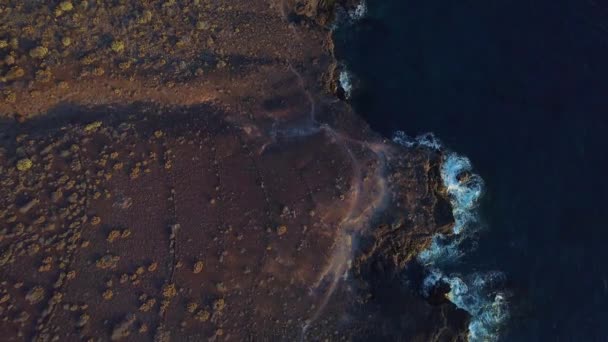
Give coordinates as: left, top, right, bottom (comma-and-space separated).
0, 1, 468, 340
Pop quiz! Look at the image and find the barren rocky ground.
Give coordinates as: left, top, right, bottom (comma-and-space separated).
0, 1, 468, 341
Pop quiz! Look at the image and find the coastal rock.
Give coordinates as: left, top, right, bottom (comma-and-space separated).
0, 102, 467, 340
0, 0, 468, 340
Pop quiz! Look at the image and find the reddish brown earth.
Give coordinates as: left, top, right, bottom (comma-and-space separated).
0, 0, 469, 341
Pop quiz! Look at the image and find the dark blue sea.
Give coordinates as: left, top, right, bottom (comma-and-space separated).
334, 1, 608, 340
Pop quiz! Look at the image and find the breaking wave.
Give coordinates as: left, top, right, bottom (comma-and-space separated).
331, 2, 367, 100
331, 0, 367, 32
349, 1, 367, 20
393, 131, 508, 342
339, 69, 354, 99
427, 270, 509, 341
441, 153, 484, 234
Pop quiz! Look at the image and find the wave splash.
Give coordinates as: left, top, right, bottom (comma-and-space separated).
393, 131, 508, 342
339, 70, 354, 99
349, 1, 367, 20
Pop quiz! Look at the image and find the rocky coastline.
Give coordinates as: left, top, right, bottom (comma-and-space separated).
0, 1, 469, 340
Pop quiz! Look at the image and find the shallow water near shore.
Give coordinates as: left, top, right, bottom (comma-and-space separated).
335, 0, 608, 340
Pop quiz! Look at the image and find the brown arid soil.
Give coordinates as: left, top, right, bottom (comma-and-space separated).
0, 0, 469, 341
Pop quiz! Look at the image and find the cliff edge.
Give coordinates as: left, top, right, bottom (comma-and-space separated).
0, 1, 468, 340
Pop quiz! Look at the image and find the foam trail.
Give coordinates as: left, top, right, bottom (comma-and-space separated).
393, 131, 508, 341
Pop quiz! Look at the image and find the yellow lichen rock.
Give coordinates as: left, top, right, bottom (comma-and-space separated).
25, 286, 45, 304
213, 298, 225, 311
111, 40, 125, 53
90, 216, 101, 226
195, 309, 210, 322
59, 1, 73, 11
162, 283, 177, 298
102, 289, 113, 300
193, 261, 204, 274
107, 230, 121, 243
29, 46, 48, 59
277, 225, 288, 236
84, 121, 102, 132
96, 255, 120, 269
186, 302, 198, 313
16, 158, 32, 171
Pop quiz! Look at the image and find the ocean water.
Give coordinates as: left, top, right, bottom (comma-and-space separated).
335, 0, 608, 340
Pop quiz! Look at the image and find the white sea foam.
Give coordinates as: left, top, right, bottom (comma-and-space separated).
330, 1, 508, 338
441, 153, 484, 235
423, 271, 509, 342
393, 131, 508, 341
349, 1, 367, 20
392, 131, 443, 150
417, 234, 464, 266
339, 70, 353, 99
